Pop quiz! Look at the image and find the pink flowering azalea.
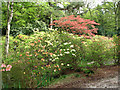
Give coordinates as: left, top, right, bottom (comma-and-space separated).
2, 69, 5, 71
0, 64, 12, 71
6, 65, 12, 69
6, 65, 12, 71
0, 69, 5, 71
6, 68, 11, 71
1, 64, 6, 67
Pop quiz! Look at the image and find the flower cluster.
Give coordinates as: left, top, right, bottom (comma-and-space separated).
0, 64, 12, 71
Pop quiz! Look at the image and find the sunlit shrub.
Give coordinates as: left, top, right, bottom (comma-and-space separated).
83, 35, 115, 66
112, 35, 120, 64
2, 31, 115, 88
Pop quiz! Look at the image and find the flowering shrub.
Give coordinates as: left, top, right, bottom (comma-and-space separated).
112, 35, 120, 64
83, 35, 115, 66
51, 15, 100, 38
0, 64, 12, 71
56, 42, 77, 70
2, 31, 115, 88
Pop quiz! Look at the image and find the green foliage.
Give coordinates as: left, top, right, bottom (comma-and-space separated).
2, 2, 62, 36
21, 23, 34, 35
2, 2, 7, 32
81, 2, 117, 37
63, 2, 85, 15
33, 20, 48, 32
83, 35, 114, 65
10, 20, 48, 37
10, 23, 34, 37
81, 68, 94, 77
112, 35, 120, 64
10, 28, 22, 37
2, 1, 117, 37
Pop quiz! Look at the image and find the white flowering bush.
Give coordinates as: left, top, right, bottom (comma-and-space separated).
56, 42, 77, 70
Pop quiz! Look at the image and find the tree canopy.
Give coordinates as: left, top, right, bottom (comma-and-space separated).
2, 1, 119, 37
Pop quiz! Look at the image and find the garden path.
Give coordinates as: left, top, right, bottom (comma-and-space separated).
48, 65, 119, 88
82, 75, 118, 88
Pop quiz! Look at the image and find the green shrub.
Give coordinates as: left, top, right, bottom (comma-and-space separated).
33, 20, 48, 32
10, 20, 48, 37
112, 35, 120, 64
2, 31, 115, 88
83, 35, 114, 66
10, 23, 34, 37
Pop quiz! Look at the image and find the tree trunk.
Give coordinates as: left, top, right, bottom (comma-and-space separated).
50, 14, 53, 29
5, 0, 14, 56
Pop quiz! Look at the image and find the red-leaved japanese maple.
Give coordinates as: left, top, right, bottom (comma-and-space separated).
50, 15, 100, 38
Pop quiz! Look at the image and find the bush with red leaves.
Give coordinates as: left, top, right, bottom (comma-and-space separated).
50, 15, 100, 39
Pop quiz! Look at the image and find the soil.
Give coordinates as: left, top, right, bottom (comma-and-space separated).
48, 65, 119, 88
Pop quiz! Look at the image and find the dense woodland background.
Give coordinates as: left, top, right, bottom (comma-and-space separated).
2, 1, 120, 37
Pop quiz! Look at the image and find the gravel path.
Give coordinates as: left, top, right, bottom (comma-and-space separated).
83, 76, 118, 88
